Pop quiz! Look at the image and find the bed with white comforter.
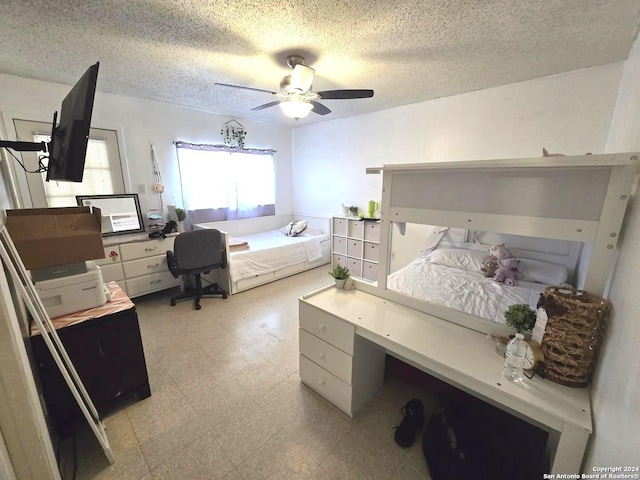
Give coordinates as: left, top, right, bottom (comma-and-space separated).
387, 248, 568, 323
228, 229, 328, 283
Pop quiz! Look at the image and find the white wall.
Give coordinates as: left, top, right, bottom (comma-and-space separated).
0, 74, 293, 219
585, 32, 640, 470
293, 63, 624, 218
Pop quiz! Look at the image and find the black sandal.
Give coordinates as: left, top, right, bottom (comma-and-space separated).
393, 398, 425, 447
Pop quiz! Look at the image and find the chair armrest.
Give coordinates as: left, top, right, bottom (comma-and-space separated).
166, 250, 179, 278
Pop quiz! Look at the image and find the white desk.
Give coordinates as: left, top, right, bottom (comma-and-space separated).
298, 286, 591, 475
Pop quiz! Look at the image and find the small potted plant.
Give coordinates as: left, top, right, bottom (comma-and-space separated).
329, 265, 350, 289
495, 303, 537, 356
504, 304, 537, 334
175, 207, 186, 232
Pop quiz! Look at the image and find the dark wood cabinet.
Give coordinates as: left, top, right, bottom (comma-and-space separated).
30, 283, 150, 438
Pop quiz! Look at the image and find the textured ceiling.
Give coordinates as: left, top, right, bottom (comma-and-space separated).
1, 0, 640, 126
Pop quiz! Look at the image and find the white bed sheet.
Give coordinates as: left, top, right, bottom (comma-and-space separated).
229, 230, 328, 282
387, 258, 547, 323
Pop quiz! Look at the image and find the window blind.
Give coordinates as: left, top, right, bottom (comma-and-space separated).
35, 135, 116, 207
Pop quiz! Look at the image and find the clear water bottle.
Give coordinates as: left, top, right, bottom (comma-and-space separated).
503, 333, 527, 383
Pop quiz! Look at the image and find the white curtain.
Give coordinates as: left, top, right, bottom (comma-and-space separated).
176, 144, 276, 226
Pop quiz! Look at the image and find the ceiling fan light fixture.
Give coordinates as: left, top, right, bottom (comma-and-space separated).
279, 98, 313, 119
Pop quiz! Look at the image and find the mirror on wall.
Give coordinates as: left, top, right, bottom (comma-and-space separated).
384, 223, 582, 326
76, 194, 144, 236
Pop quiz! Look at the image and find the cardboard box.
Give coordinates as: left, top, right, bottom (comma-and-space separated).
6, 207, 105, 270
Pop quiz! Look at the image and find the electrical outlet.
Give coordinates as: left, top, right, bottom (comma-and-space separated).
137, 184, 147, 195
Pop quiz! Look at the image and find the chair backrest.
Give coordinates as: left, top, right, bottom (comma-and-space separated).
172, 229, 224, 272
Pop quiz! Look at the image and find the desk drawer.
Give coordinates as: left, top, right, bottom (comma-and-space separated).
120, 237, 175, 261
100, 263, 124, 283
126, 271, 180, 297
123, 254, 168, 279
299, 329, 352, 384
299, 355, 352, 416
299, 302, 354, 355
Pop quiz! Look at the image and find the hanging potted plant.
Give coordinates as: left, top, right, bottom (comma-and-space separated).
329, 265, 350, 289
221, 120, 246, 148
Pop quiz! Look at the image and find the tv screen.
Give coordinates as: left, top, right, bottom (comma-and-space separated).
46, 62, 99, 182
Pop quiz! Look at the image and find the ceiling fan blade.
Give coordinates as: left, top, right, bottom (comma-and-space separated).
291, 65, 315, 92
215, 83, 277, 95
317, 89, 374, 99
251, 100, 282, 111
310, 101, 331, 115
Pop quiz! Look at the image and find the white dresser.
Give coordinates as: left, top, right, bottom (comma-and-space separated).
96, 234, 181, 298
298, 301, 385, 416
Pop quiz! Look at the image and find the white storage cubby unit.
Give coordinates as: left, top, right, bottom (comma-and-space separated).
96, 234, 181, 298
332, 217, 380, 282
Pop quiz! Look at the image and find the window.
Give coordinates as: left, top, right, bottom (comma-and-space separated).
13, 120, 124, 208
175, 142, 276, 226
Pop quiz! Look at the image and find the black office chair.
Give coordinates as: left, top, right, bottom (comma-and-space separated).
166, 229, 228, 310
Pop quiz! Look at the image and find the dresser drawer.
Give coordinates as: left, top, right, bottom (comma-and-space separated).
125, 270, 180, 297
236, 271, 275, 290
333, 217, 347, 236
332, 236, 347, 255
119, 237, 175, 261
362, 261, 378, 282
299, 329, 352, 385
347, 219, 363, 239
299, 355, 352, 416
346, 258, 362, 276
363, 242, 379, 262
347, 239, 362, 258
333, 254, 347, 268
100, 262, 124, 283
123, 254, 168, 279
299, 302, 354, 355
363, 222, 381, 242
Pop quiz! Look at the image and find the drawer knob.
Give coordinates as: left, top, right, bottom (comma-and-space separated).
319, 324, 326, 330
147, 263, 160, 269
318, 379, 325, 385
319, 353, 326, 360
145, 246, 157, 252
150, 280, 162, 285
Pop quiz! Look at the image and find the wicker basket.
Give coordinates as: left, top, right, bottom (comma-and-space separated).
538, 287, 611, 387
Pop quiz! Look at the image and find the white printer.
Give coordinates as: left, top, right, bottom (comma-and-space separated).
33, 261, 107, 319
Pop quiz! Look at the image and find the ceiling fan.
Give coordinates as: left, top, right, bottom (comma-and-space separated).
215, 55, 374, 120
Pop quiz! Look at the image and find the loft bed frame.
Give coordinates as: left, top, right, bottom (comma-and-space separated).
360, 152, 639, 335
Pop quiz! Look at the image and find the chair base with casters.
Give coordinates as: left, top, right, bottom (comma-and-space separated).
170, 273, 227, 310
166, 229, 229, 310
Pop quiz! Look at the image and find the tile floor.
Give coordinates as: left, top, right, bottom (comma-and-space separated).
59, 267, 439, 480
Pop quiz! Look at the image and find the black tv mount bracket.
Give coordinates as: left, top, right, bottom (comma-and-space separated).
0, 112, 58, 173
0, 140, 48, 152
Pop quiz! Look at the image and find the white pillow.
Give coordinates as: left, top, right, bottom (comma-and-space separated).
424, 248, 487, 271
517, 259, 568, 285
281, 220, 308, 237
